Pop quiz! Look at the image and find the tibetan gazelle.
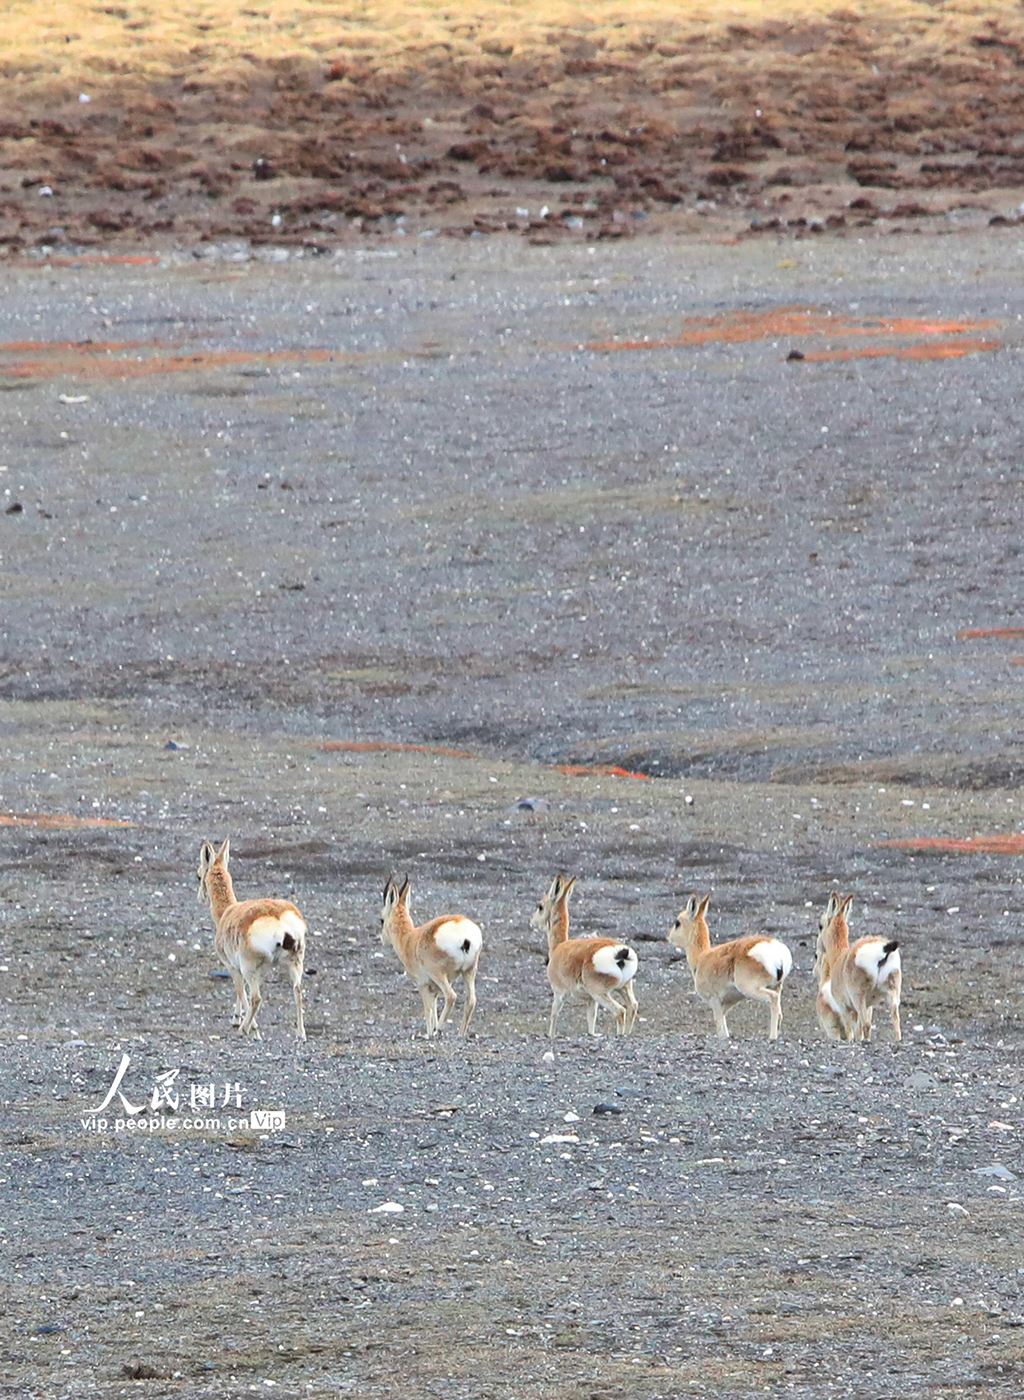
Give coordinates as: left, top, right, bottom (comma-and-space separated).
530, 874, 639, 1038
814, 892, 901, 1042
668, 893, 792, 1040
380, 876, 482, 1038
197, 838, 307, 1040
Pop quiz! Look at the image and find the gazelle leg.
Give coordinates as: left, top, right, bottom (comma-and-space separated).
458, 965, 478, 1036
587, 998, 599, 1035
419, 984, 439, 1037
229, 969, 247, 1028
286, 958, 305, 1041
621, 980, 639, 1034
891, 999, 902, 1041
241, 970, 263, 1039
434, 974, 458, 1031
711, 1000, 730, 1039
745, 985, 784, 1041
548, 992, 565, 1039
603, 991, 628, 1035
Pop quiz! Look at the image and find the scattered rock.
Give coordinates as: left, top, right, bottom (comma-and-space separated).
972, 1164, 1017, 1181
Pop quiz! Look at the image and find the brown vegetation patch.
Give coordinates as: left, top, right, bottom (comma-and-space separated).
3, 3, 1024, 248
316, 740, 477, 759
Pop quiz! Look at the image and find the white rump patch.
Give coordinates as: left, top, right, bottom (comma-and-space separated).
854, 939, 901, 983
248, 910, 306, 961
591, 944, 638, 985
747, 939, 793, 983
819, 979, 842, 1016
433, 917, 482, 969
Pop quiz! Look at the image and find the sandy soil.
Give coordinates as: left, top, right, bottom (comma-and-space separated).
1, 187, 1024, 1395
3, 2, 1024, 253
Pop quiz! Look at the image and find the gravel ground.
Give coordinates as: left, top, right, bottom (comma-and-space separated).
1, 230, 1023, 1398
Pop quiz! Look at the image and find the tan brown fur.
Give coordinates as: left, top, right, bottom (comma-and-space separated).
815, 892, 902, 1042
380, 876, 482, 1038
197, 838, 307, 1040
668, 893, 792, 1040
530, 874, 639, 1038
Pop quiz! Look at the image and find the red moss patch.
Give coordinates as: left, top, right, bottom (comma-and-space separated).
0, 812, 132, 828
877, 834, 1024, 854
956, 627, 1024, 640
584, 309, 1000, 354
0, 342, 341, 382
555, 764, 650, 780
803, 338, 1002, 362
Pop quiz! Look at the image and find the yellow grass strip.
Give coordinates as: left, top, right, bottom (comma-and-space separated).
3, 2, 1021, 94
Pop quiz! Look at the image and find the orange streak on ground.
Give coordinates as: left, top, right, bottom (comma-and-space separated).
802, 339, 1002, 363
0, 338, 174, 354
315, 743, 650, 779
583, 309, 999, 354
555, 764, 651, 780
956, 627, 1024, 640
0, 812, 133, 828
878, 834, 1024, 854
2, 346, 340, 381
24, 255, 162, 268
316, 740, 477, 759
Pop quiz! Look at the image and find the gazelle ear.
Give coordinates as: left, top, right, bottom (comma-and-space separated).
214, 838, 230, 866
545, 874, 562, 900
198, 841, 215, 870
698, 893, 711, 916
398, 876, 411, 902
841, 894, 854, 917
685, 894, 698, 916
825, 891, 840, 918
561, 875, 577, 901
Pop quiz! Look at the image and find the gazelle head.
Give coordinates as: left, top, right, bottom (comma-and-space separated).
814, 891, 853, 983
530, 872, 576, 935
381, 875, 411, 943
197, 838, 230, 905
668, 892, 711, 952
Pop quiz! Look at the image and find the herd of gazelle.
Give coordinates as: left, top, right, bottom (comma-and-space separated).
196, 842, 903, 1044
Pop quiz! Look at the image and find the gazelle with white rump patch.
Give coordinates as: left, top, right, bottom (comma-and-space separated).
197, 838, 307, 1040
380, 876, 482, 1038
814, 892, 901, 1042
668, 893, 792, 1040
530, 873, 639, 1038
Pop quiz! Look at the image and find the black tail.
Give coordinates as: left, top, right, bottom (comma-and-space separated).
615, 947, 632, 970
462, 938, 471, 954
281, 932, 299, 953
878, 939, 899, 969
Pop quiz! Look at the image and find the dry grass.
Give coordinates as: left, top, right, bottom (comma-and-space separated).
4, 1, 1021, 93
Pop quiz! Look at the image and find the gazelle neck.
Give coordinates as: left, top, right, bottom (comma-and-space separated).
206, 867, 237, 922
685, 915, 711, 971
547, 902, 570, 957
824, 913, 850, 955
385, 902, 416, 950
